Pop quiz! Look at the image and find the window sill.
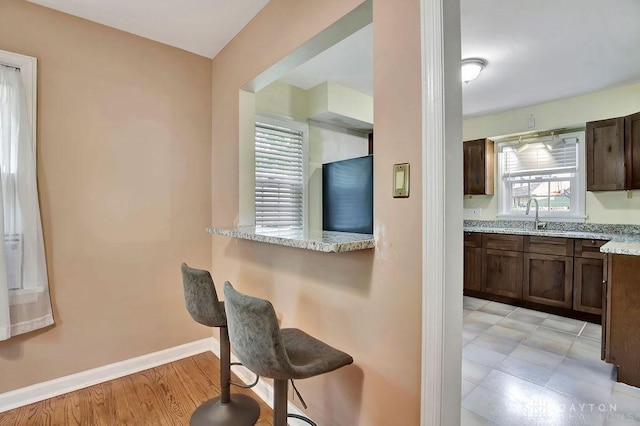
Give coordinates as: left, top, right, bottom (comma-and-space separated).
207, 226, 375, 253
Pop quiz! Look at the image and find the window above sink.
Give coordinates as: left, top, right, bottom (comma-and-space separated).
496, 130, 586, 222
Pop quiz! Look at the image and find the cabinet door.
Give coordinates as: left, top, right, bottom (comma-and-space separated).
626, 111, 640, 189
482, 249, 523, 299
523, 253, 573, 308
586, 117, 625, 191
463, 139, 494, 195
573, 257, 605, 315
464, 246, 482, 291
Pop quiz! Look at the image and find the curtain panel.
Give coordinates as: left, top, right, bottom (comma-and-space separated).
0, 64, 53, 340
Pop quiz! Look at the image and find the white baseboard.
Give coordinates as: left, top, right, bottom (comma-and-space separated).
0, 338, 213, 414
210, 336, 314, 426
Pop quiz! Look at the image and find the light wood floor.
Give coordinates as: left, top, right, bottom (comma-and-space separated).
0, 352, 274, 425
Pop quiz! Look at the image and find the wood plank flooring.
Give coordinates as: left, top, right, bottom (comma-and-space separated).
0, 352, 274, 425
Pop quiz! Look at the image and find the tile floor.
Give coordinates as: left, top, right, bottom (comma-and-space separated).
461, 296, 640, 425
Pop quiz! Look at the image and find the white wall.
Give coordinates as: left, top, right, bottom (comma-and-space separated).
463, 83, 640, 224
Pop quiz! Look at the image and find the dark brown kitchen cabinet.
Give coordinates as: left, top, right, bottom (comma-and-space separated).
573, 239, 607, 316
465, 232, 604, 324
464, 232, 482, 291
586, 111, 640, 191
523, 253, 573, 309
480, 233, 524, 299
604, 254, 640, 387
481, 248, 523, 299
463, 139, 494, 195
586, 117, 625, 191
626, 111, 640, 189
523, 236, 573, 309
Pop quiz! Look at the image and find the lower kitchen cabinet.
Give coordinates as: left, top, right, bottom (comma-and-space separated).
464, 232, 482, 291
464, 232, 605, 324
573, 257, 606, 315
573, 239, 607, 316
481, 248, 523, 299
604, 254, 640, 387
523, 253, 573, 308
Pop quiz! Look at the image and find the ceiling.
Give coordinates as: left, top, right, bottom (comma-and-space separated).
27, 0, 640, 118
26, 0, 270, 58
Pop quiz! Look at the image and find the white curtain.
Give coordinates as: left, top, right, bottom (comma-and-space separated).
0, 64, 53, 340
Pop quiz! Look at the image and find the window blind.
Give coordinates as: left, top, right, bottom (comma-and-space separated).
503, 137, 577, 179
255, 121, 303, 228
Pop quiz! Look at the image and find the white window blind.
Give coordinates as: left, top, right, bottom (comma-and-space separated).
503, 138, 577, 179
255, 121, 304, 228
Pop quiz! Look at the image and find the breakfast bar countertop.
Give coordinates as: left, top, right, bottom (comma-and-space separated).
463, 220, 640, 257
207, 226, 375, 253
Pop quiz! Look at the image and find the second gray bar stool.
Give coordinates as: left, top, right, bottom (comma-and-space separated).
181, 264, 260, 426
223, 281, 354, 426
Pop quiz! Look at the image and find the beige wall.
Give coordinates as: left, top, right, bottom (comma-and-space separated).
0, 0, 212, 392
463, 83, 640, 224
211, 0, 423, 424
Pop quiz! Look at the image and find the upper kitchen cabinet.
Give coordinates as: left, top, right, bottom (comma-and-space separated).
463, 138, 494, 195
626, 111, 640, 189
586, 117, 625, 191
586, 111, 640, 191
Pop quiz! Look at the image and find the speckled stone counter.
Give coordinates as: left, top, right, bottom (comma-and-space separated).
463, 220, 640, 256
207, 226, 375, 253
600, 241, 640, 256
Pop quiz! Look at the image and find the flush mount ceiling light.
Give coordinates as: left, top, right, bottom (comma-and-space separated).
461, 58, 487, 83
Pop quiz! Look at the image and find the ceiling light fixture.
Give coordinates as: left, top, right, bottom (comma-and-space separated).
461, 58, 487, 83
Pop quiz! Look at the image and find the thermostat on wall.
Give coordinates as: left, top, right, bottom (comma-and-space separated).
393, 163, 410, 198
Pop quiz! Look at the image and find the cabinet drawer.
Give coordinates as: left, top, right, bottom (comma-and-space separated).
524, 236, 574, 256
482, 233, 523, 251
575, 239, 607, 259
464, 232, 482, 248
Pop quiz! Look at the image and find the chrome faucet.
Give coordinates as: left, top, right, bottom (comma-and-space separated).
525, 197, 546, 230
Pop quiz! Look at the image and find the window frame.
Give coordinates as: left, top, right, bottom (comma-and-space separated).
496, 130, 586, 222
254, 114, 309, 229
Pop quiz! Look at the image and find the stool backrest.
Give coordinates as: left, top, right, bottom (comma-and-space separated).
223, 282, 293, 379
181, 263, 226, 328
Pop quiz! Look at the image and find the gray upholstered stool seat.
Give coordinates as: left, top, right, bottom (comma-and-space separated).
181, 264, 260, 426
223, 282, 353, 426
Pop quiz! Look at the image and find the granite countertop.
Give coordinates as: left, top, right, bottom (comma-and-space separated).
463, 220, 640, 256
207, 226, 375, 253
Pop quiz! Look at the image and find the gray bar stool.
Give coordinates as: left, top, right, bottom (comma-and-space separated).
181, 264, 260, 426
223, 282, 354, 426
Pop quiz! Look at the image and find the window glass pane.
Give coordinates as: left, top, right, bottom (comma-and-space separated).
509, 182, 530, 211
508, 179, 572, 212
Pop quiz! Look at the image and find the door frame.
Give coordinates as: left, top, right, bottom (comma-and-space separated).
420, 0, 463, 424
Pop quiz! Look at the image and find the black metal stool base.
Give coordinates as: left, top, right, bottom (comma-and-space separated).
190, 393, 260, 426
